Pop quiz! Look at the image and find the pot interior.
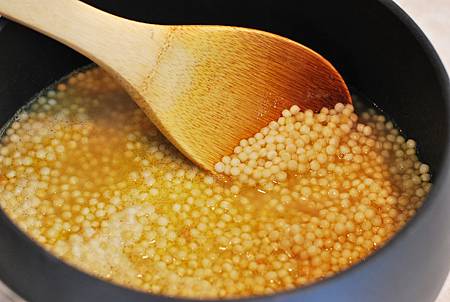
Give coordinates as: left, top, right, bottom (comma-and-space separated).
0, 1, 448, 302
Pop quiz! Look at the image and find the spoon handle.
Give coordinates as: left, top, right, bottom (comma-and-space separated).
0, 0, 168, 85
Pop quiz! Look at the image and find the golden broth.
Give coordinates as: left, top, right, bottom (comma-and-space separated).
0, 68, 431, 298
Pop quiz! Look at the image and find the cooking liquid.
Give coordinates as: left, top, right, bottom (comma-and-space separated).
0, 67, 431, 298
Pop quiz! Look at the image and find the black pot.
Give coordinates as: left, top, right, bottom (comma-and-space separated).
0, 1, 449, 302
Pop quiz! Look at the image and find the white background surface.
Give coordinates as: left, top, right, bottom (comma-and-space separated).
0, 0, 449, 301
392, 1, 450, 301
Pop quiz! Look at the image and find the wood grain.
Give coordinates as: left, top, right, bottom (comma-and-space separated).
0, 0, 350, 172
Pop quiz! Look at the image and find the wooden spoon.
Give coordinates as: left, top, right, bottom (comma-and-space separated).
0, 0, 351, 172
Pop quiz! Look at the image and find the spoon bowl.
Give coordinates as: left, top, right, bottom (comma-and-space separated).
0, 0, 351, 171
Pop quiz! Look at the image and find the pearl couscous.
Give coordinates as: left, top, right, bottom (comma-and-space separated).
0, 68, 431, 298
